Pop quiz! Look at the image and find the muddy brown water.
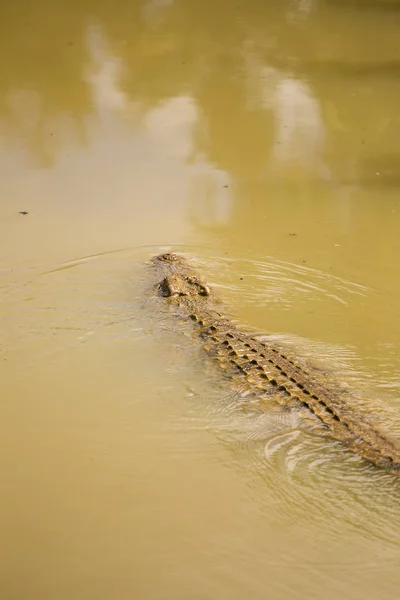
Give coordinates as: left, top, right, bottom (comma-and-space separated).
1, 1, 400, 599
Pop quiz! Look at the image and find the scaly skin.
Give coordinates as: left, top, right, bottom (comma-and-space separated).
151, 252, 400, 475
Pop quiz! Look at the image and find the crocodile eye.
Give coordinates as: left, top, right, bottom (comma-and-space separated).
198, 284, 210, 297
157, 278, 172, 297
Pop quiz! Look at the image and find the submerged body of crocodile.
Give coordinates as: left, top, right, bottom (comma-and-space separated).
151, 252, 400, 475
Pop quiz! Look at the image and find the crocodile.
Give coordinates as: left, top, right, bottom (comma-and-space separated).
151, 252, 400, 475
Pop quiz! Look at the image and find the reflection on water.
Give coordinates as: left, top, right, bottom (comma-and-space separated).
145, 96, 197, 158
264, 69, 329, 180
143, 0, 175, 20
85, 23, 129, 115
286, 0, 314, 22
1, 1, 400, 599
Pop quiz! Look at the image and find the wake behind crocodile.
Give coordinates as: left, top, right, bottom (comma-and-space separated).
150, 252, 400, 476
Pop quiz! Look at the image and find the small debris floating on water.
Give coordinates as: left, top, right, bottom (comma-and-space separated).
18, 211, 29, 215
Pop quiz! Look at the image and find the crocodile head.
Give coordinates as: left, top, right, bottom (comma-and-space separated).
152, 253, 186, 268
158, 274, 210, 298
152, 253, 211, 299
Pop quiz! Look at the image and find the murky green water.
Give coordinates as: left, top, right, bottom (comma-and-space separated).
2, 1, 400, 598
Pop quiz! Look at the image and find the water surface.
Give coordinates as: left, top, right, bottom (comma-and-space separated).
1, 1, 400, 599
